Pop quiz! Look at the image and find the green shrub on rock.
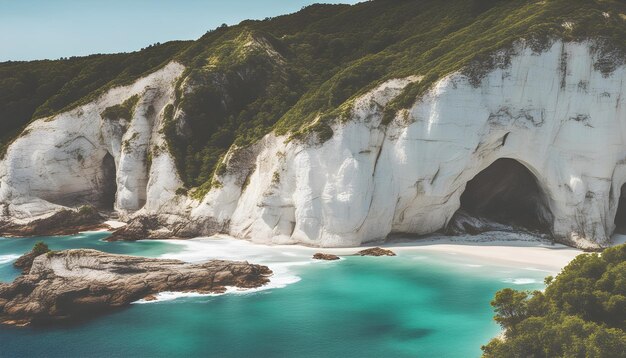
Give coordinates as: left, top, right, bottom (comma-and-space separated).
32, 241, 50, 256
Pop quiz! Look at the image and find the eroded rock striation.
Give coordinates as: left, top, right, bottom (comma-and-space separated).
0, 249, 272, 326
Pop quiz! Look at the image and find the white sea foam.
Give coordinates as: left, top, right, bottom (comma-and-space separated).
503, 278, 539, 285
134, 236, 320, 303
133, 272, 306, 304
523, 267, 551, 273
133, 291, 220, 304
0, 254, 20, 264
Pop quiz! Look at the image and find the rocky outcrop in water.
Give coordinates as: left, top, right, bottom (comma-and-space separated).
356, 248, 396, 257
12, 242, 51, 274
0, 249, 272, 326
313, 253, 340, 261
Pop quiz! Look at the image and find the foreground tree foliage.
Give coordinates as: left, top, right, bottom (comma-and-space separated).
482, 244, 626, 358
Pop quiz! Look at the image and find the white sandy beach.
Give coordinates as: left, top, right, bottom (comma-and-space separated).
97, 217, 605, 276
159, 231, 586, 275
83, 210, 624, 279
381, 232, 584, 274
103, 220, 127, 229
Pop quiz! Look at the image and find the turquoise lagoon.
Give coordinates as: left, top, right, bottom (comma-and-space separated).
0, 233, 549, 358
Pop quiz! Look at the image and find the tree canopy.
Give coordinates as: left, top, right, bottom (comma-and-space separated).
482, 244, 626, 358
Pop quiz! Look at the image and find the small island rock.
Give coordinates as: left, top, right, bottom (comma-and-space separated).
356, 247, 396, 257
0, 249, 272, 326
313, 253, 340, 261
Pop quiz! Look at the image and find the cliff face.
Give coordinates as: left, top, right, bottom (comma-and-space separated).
2, 41, 626, 249
0, 62, 186, 222
198, 41, 626, 249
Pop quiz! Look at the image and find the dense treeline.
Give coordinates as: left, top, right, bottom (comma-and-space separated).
482, 244, 626, 357
2, 0, 626, 194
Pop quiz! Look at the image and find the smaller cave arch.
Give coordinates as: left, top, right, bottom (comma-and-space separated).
99, 152, 117, 210
614, 183, 626, 234
449, 158, 554, 235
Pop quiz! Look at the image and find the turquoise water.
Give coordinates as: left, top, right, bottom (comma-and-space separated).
0, 233, 546, 358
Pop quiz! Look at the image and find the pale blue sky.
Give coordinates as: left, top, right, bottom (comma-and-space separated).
0, 0, 360, 61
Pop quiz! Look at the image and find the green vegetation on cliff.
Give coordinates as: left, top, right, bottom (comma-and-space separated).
0, 41, 190, 157
101, 94, 140, 121
2, 0, 626, 193
482, 244, 626, 357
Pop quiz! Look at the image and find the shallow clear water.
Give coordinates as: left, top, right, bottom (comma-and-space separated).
0, 233, 547, 358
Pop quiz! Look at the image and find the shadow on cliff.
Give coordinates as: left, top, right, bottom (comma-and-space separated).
99, 152, 117, 210
614, 184, 626, 234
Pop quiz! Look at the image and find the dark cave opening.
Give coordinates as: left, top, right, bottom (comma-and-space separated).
100, 153, 117, 210
452, 158, 554, 234
614, 184, 626, 233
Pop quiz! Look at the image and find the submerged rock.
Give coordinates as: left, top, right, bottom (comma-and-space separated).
356, 247, 396, 257
0, 249, 272, 326
313, 253, 340, 261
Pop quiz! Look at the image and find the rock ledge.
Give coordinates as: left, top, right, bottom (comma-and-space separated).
0, 206, 106, 237
0, 249, 272, 326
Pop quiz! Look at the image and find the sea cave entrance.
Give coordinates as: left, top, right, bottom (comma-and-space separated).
451, 158, 553, 234
614, 184, 626, 234
100, 152, 117, 210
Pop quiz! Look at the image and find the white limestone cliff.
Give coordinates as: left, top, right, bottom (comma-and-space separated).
200, 40, 626, 249
2, 41, 626, 249
0, 62, 185, 223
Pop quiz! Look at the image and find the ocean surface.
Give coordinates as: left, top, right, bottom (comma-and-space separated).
0, 232, 549, 358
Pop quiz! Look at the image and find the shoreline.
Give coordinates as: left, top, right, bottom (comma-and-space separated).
160, 231, 583, 275
136, 231, 583, 304
1, 228, 586, 275
388, 241, 580, 274
2, 230, 585, 306
381, 232, 582, 274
